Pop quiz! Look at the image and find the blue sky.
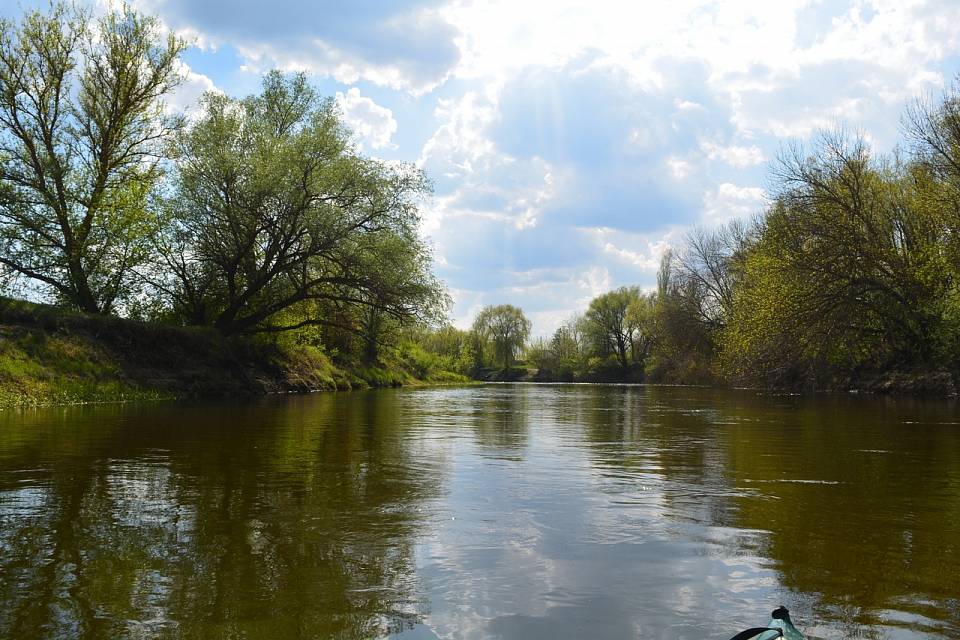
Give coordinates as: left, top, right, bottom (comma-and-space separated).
6, 0, 960, 336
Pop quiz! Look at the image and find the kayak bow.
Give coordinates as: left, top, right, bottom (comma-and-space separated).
728, 606, 806, 640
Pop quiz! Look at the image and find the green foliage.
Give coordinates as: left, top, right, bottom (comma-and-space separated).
151, 71, 445, 337
396, 340, 446, 380
0, 3, 185, 313
719, 130, 958, 386
0, 5, 446, 381
523, 337, 554, 372
718, 248, 812, 385
471, 304, 531, 369
0, 296, 470, 408
397, 324, 474, 376
582, 286, 654, 371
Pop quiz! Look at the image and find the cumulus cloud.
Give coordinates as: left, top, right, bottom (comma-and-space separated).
166, 61, 220, 116
701, 183, 767, 225
699, 141, 765, 167
335, 88, 398, 150
419, 90, 556, 232
131, 0, 460, 94
486, 58, 726, 232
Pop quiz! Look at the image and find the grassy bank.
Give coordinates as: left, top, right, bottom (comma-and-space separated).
0, 298, 467, 410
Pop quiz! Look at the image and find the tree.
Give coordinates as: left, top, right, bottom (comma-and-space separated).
471, 304, 531, 369
583, 286, 643, 369
524, 337, 554, 372
904, 81, 960, 272
719, 238, 818, 385
625, 292, 656, 367
764, 130, 949, 366
712, 129, 954, 386
674, 219, 753, 330
904, 82, 960, 195
151, 71, 444, 335
648, 250, 718, 382
551, 314, 586, 369
407, 324, 476, 374
0, 3, 184, 313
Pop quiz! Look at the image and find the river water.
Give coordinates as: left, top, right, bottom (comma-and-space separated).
0, 384, 958, 639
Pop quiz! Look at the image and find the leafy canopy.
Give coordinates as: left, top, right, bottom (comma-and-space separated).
151, 71, 444, 335
0, 2, 184, 312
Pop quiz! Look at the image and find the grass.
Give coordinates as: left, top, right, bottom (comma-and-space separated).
0, 297, 468, 409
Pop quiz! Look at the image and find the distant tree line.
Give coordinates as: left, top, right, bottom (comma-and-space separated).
0, 4, 445, 367
415, 82, 960, 389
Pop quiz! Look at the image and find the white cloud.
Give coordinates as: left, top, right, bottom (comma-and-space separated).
699, 141, 765, 167
587, 226, 683, 274
601, 242, 667, 273
335, 88, 398, 150
667, 157, 692, 179
131, 0, 460, 95
674, 98, 707, 112
419, 89, 556, 231
423, 0, 960, 326
701, 183, 767, 225
166, 61, 220, 117
441, 0, 814, 84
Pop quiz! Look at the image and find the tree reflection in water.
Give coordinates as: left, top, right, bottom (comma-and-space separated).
1, 386, 959, 639
0, 394, 444, 639
569, 386, 960, 638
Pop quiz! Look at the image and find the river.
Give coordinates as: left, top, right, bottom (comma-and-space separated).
1, 384, 958, 639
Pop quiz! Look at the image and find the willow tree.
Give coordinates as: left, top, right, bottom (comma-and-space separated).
152, 72, 444, 336
0, 3, 184, 313
471, 304, 531, 369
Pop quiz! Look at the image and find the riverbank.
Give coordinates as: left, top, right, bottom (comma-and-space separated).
0, 298, 467, 409
476, 363, 957, 396
2, 296, 954, 409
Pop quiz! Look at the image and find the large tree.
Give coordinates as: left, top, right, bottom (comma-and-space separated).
471, 304, 531, 369
766, 131, 949, 364
152, 72, 444, 336
583, 286, 651, 369
717, 130, 952, 384
551, 315, 586, 368
0, 3, 184, 313
904, 82, 960, 273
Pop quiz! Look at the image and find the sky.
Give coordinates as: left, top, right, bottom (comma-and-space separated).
6, 0, 960, 336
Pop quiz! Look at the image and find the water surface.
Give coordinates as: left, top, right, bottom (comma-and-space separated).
1, 384, 959, 639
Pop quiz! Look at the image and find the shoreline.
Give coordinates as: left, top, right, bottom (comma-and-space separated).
0, 297, 468, 411
2, 296, 955, 411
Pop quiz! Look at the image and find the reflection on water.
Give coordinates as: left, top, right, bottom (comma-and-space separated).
0, 385, 958, 639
